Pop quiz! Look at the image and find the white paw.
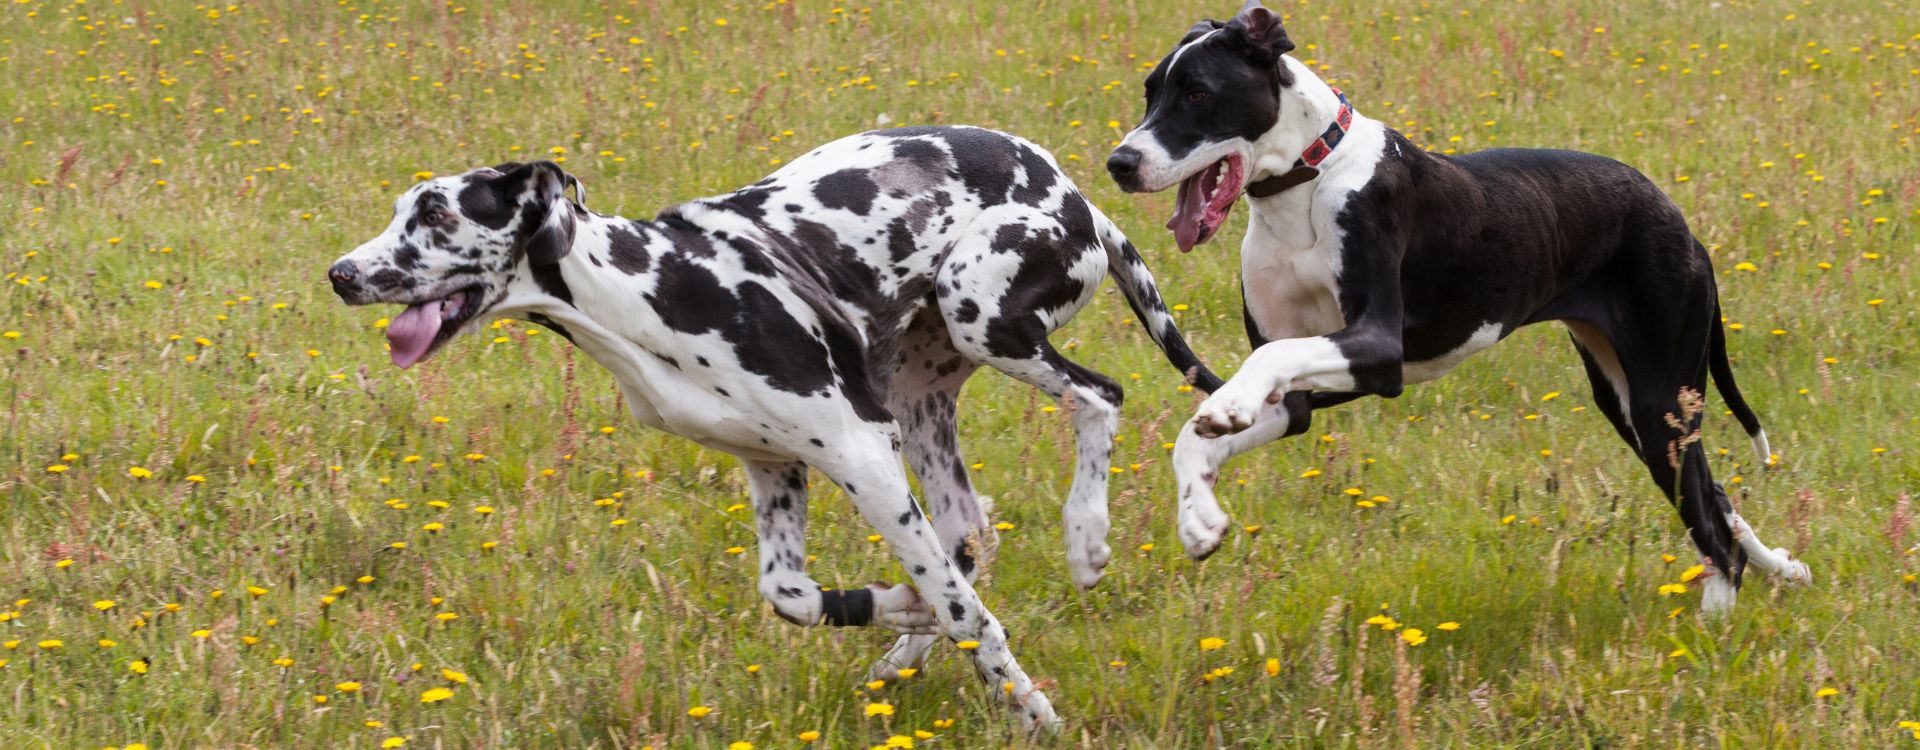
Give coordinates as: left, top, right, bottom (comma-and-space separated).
1067, 539, 1111, 591
871, 584, 938, 635
1699, 575, 1737, 615
1178, 495, 1231, 560
1191, 381, 1273, 438
1016, 690, 1060, 732
865, 636, 933, 682
1775, 550, 1812, 585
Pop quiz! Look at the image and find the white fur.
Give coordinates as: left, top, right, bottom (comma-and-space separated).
1403, 322, 1502, 383
1727, 510, 1812, 584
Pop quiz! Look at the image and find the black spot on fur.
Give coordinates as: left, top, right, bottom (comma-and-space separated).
647, 254, 734, 334
718, 185, 775, 220
953, 299, 980, 324
606, 222, 653, 274
814, 169, 880, 215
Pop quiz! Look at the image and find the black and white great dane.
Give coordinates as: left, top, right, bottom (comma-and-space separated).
1105, 1, 1811, 613
328, 126, 1222, 728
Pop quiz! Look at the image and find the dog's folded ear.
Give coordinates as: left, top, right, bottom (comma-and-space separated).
1229, 0, 1295, 60
495, 161, 577, 265
1179, 18, 1225, 47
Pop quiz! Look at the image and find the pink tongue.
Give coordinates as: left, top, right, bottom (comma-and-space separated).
1167, 172, 1207, 253
385, 301, 443, 369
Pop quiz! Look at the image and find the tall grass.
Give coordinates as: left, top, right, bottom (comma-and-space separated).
1, 0, 1915, 747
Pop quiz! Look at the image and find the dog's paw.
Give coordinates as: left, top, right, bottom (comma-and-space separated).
1015, 689, 1061, 733
1698, 570, 1737, 615
1775, 550, 1812, 585
1178, 500, 1231, 560
870, 583, 937, 635
1191, 382, 1272, 438
1066, 539, 1111, 591
864, 636, 934, 683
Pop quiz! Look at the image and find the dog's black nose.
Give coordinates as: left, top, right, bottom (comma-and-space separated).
1106, 148, 1142, 181
328, 260, 359, 288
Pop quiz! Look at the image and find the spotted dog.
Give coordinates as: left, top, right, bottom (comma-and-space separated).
1105, 1, 1811, 612
328, 126, 1221, 727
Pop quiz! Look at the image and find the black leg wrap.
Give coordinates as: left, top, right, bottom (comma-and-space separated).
819, 588, 874, 627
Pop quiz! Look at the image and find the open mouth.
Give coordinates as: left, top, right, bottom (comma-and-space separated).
383, 285, 484, 369
1167, 154, 1245, 252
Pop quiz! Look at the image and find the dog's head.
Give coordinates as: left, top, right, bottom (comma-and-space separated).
1107, 0, 1296, 252
328, 161, 581, 368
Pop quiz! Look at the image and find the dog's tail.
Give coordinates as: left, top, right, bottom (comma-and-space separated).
1091, 206, 1224, 393
1710, 297, 1770, 465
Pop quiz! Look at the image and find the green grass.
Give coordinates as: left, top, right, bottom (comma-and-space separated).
2, 0, 1916, 747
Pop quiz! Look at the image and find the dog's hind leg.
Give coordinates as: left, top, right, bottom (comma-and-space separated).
1567, 295, 1808, 615
869, 316, 991, 681
935, 213, 1122, 591
746, 460, 935, 634
815, 431, 1059, 729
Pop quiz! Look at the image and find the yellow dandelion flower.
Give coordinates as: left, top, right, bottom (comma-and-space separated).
94, 600, 116, 611
687, 705, 713, 718
337, 681, 363, 693
1400, 628, 1427, 646
1437, 621, 1461, 631
441, 668, 468, 684
1199, 637, 1225, 651
865, 702, 895, 717
420, 687, 455, 703
799, 731, 821, 743
955, 641, 979, 651
382, 737, 406, 748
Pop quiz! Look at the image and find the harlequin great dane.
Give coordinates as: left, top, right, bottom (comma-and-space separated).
1105, 1, 1811, 613
329, 126, 1222, 728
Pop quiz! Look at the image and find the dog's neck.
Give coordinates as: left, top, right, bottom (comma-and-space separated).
1246, 58, 1363, 193
496, 210, 680, 369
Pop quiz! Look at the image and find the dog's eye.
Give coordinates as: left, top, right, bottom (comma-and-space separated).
1186, 90, 1212, 104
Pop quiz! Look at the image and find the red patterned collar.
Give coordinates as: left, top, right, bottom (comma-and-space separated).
1246, 87, 1354, 198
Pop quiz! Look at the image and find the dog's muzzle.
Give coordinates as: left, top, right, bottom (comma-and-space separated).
328, 259, 370, 304
1106, 147, 1146, 193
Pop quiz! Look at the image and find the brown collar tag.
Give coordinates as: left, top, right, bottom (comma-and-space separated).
1245, 166, 1319, 199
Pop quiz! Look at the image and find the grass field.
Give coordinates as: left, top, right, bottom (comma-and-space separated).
3, 0, 1917, 747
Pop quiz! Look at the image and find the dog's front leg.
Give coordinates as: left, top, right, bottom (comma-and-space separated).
1172, 394, 1306, 558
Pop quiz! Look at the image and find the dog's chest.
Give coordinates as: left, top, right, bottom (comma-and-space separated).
1239, 200, 1344, 341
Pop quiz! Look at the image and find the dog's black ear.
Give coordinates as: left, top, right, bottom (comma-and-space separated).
501, 161, 577, 265
524, 201, 575, 265
1228, 0, 1295, 59
1176, 18, 1225, 49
